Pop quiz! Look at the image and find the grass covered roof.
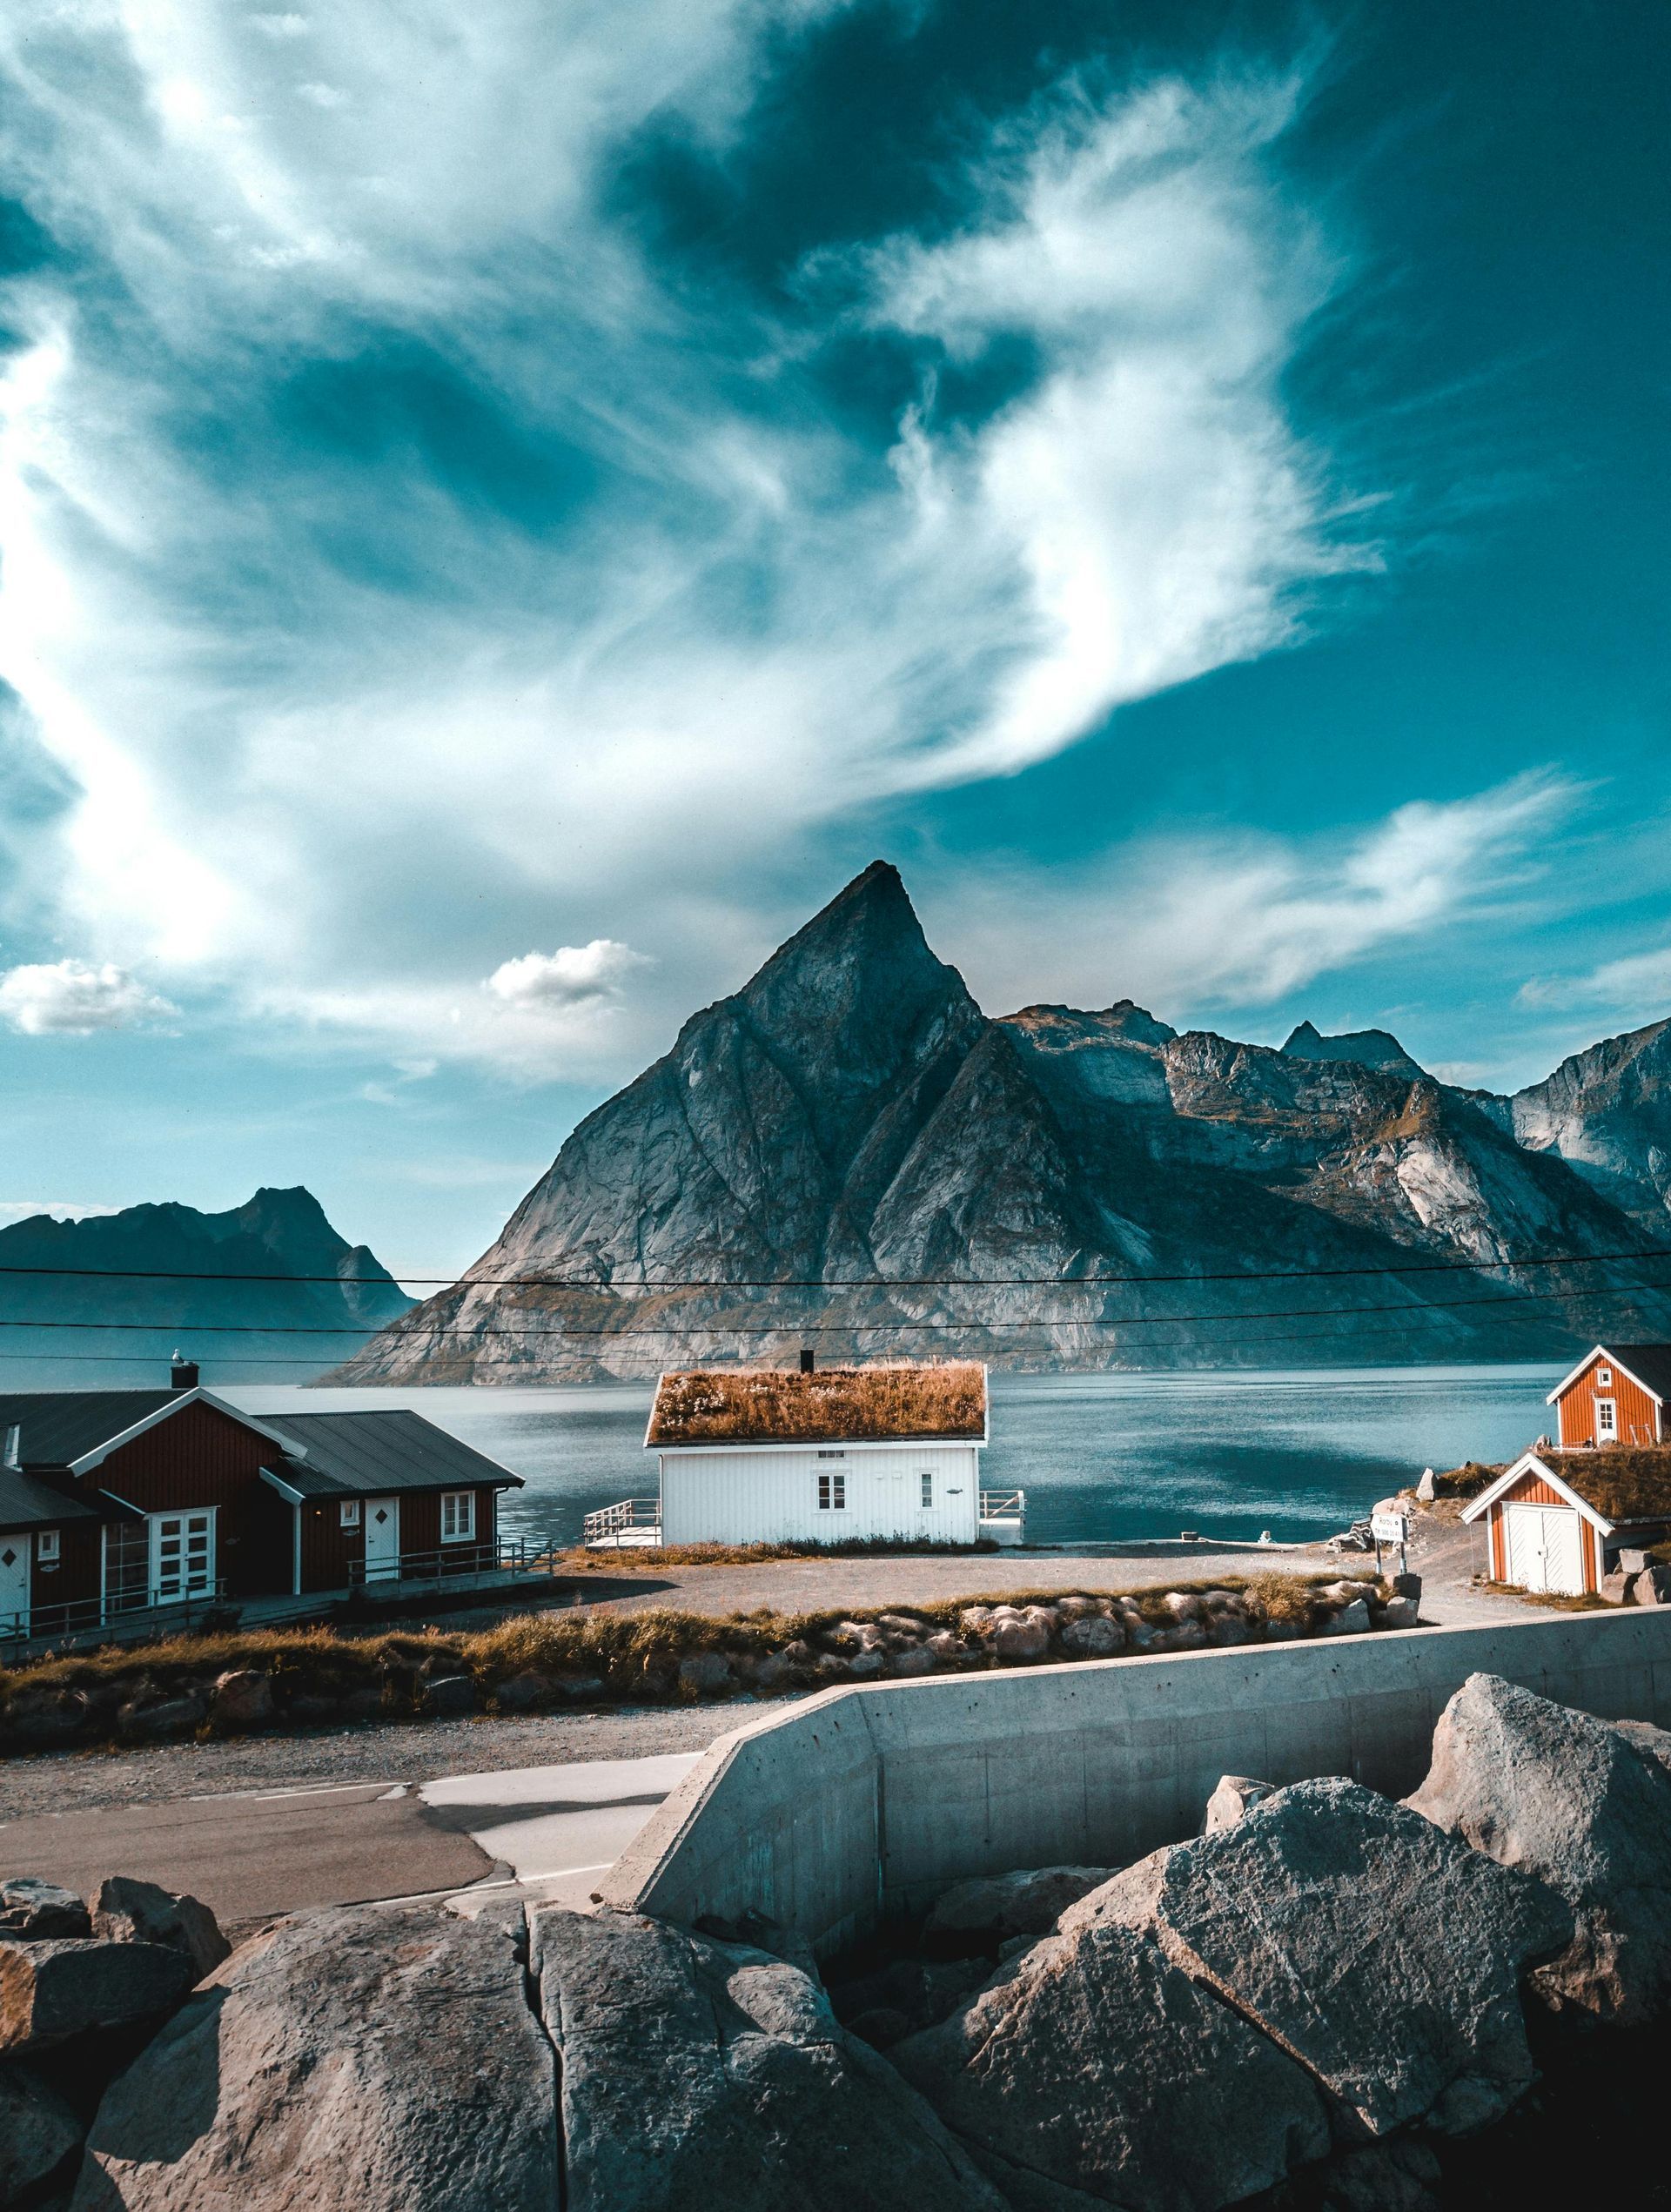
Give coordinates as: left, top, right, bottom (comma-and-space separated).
1547, 1446, 1671, 1523
648, 1362, 987, 1447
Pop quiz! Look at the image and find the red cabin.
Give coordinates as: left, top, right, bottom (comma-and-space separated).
1547, 1344, 1670, 1449
0, 1377, 525, 1644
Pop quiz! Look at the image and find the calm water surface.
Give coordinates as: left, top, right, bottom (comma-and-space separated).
229, 1364, 1560, 1551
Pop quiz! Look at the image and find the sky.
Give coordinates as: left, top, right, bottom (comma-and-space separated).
0, 0, 1666, 1281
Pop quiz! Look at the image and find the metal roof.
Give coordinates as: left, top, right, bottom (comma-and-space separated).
0, 1391, 181, 1471
265, 1410, 524, 1498
0, 1465, 105, 1533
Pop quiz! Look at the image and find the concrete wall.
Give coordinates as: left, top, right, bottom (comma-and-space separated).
601, 1608, 1671, 1956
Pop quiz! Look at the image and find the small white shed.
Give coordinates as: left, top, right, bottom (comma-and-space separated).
587, 1360, 1019, 1549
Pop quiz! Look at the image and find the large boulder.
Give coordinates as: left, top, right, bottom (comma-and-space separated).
1407, 1672, 1671, 2025
1096, 1778, 1570, 2140
73, 1902, 560, 2210
892, 1912, 1332, 2210
90, 1876, 231, 1982
923, 1866, 1112, 1954
0, 1876, 91, 1940
0, 2061, 84, 2202
533, 1905, 1010, 2211
0, 1937, 193, 2054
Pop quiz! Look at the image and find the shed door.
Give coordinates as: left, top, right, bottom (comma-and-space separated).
150, 1512, 215, 1605
1505, 1504, 1583, 1596
364, 1498, 400, 1580
0, 1535, 29, 1634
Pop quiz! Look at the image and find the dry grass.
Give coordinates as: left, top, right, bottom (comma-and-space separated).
647, 1361, 986, 1445
551, 1537, 1002, 1572
1545, 1447, 1671, 1524
0, 1570, 1386, 1733
1479, 1581, 1606, 1613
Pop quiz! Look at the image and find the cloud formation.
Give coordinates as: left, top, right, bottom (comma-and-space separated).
1520, 943, 1671, 1018
0, 10, 1374, 1075
0, 958, 176, 1036
485, 941, 648, 1010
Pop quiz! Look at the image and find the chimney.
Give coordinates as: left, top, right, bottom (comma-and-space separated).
170, 1351, 199, 1392
2, 1425, 18, 1471
799, 1348, 815, 1375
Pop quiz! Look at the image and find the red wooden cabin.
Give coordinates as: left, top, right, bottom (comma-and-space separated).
1546, 1344, 1670, 1449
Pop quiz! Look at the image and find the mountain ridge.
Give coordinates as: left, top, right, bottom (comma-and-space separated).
337, 865, 1671, 1381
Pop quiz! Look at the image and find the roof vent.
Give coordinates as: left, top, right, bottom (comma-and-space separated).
800, 1348, 815, 1375
170, 1351, 199, 1392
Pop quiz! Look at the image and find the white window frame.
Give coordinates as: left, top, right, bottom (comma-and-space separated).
1597, 1367, 1613, 1387
339, 1500, 361, 1529
440, 1490, 476, 1543
919, 1471, 933, 1509
148, 1508, 216, 1606
36, 1529, 60, 1567
1596, 1398, 1618, 1439
817, 1472, 847, 1512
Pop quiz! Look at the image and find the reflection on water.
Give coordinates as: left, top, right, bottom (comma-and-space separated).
229, 1364, 1560, 1552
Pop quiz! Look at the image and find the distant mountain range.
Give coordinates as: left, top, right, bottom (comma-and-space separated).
0, 1187, 414, 1387
332, 860, 1671, 1379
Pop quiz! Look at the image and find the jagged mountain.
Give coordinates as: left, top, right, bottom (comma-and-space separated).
339, 864, 1671, 1381
0, 1186, 414, 1386
1507, 1018, 1671, 1227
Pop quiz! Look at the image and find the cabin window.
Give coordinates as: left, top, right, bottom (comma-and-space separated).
920, 1471, 934, 1509
817, 1473, 847, 1512
1597, 1367, 1613, 1387
339, 1501, 361, 1530
817, 1450, 844, 1459
37, 1530, 59, 1567
1597, 1399, 1618, 1438
441, 1491, 476, 1542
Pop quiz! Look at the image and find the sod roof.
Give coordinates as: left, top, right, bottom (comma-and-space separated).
647, 1363, 988, 1447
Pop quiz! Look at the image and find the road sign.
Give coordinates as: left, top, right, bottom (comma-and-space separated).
1371, 1512, 1407, 1545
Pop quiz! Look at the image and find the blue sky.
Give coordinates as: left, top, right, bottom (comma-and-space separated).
0, 0, 1666, 1282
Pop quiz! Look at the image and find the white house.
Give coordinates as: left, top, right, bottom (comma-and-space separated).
585, 1357, 1022, 1548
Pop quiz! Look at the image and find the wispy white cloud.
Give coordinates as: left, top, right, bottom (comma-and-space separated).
0, 14, 1379, 1073
1519, 942, 1671, 1018
939, 771, 1577, 1019
0, 958, 177, 1035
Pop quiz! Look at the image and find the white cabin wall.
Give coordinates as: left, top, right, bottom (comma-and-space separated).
658, 1445, 981, 1545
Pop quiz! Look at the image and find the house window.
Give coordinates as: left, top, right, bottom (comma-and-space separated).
37, 1530, 59, 1568
817, 1450, 845, 1459
1597, 1399, 1618, 1439
1597, 1367, 1613, 1387
920, 1471, 933, 1509
339, 1501, 361, 1529
441, 1491, 476, 1542
817, 1473, 847, 1512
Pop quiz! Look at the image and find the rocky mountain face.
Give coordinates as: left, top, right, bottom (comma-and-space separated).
340, 863, 1671, 1381
0, 1186, 413, 1386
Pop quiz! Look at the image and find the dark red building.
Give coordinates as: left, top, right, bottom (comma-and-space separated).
0, 1376, 524, 1641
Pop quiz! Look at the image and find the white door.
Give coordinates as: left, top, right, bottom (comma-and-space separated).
150, 1512, 215, 1605
0, 1535, 29, 1634
1505, 1505, 1583, 1595
363, 1497, 400, 1581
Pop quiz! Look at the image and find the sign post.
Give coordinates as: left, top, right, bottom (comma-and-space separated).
1372, 1509, 1409, 1580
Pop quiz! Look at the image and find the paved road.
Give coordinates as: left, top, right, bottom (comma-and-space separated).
0, 1753, 698, 1934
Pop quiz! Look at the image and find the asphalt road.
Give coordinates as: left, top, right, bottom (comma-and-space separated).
0, 1753, 699, 1934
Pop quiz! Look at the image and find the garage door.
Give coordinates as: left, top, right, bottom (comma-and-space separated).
1504, 1504, 1584, 1595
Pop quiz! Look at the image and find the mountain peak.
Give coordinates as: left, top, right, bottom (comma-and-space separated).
1281, 1022, 1425, 1080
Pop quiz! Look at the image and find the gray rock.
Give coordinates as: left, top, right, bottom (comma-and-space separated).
117, 1691, 205, 1740
1, 1936, 193, 2054
419, 1673, 476, 1717
889, 1646, 936, 1677
1618, 1548, 1652, 1574
208, 1668, 273, 1731
1061, 1614, 1123, 1657
677, 1652, 733, 1696
0, 2060, 84, 2202
1600, 1569, 1634, 1605
1315, 2137, 1443, 2212
1205, 1612, 1252, 1647
924, 1867, 1113, 1950
1408, 1671, 1671, 2025
1631, 1565, 1671, 1605
1416, 1468, 1438, 1503
0, 1876, 91, 1940
494, 1669, 559, 1712
1203, 1775, 1275, 1833
1149, 1619, 1208, 1652
533, 1905, 1010, 2210
926, 1631, 969, 1662
1379, 1596, 1419, 1628
847, 1650, 884, 1678
893, 1908, 1332, 2209
73, 1902, 559, 2210
991, 1612, 1053, 1662
1320, 1598, 1372, 1636
1097, 1776, 1572, 2137
90, 1876, 231, 1981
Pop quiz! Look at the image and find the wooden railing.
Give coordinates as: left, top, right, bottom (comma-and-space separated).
0, 1582, 232, 1655
979, 1489, 1026, 1522
346, 1538, 536, 1591
582, 1498, 663, 1548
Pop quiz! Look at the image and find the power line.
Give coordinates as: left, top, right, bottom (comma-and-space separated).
0, 1241, 1669, 1290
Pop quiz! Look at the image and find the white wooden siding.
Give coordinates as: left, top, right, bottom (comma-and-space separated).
658, 1444, 982, 1545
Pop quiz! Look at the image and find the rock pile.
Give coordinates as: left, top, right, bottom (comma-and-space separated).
0, 1873, 228, 2207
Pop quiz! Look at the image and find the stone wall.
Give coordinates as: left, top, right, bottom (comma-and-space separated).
601, 1608, 1671, 1954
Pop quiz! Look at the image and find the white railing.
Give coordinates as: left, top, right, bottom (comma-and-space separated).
583, 1498, 663, 1548
979, 1489, 1025, 1521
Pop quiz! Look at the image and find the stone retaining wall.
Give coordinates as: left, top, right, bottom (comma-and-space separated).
600, 1607, 1671, 1955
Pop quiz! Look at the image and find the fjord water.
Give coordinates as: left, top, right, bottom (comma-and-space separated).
233, 1364, 1560, 1552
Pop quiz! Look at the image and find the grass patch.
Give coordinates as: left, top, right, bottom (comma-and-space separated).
1479, 1581, 1606, 1613
647, 1360, 985, 1445
553, 1536, 1003, 1571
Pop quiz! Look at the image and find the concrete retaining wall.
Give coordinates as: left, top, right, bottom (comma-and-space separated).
600, 1608, 1671, 1955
